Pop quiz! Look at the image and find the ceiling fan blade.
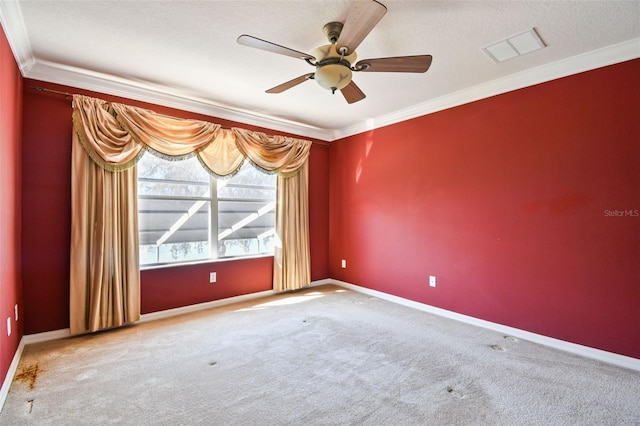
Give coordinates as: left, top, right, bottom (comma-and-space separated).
266, 73, 315, 93
237, 35, 314, 60
355, 55, 433, 73
340, 81, 366, 104
336, 0, 387, 55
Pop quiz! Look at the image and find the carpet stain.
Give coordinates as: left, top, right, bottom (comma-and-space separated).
26, 399, 34, 414
503, 336, 518, 342
489, 344, 506, 352
446, 386, 465, 398
15, 363, 41, 390
209, 361, 217, 366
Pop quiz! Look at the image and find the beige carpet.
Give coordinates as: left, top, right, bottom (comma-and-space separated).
2, 284, 639, 425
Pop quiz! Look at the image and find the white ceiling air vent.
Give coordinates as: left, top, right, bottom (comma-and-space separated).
483, 28, 546, 63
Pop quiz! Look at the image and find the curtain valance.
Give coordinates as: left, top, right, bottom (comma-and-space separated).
72, 95, 311, 175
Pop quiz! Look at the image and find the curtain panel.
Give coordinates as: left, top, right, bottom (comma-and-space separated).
70, 95, 312, 334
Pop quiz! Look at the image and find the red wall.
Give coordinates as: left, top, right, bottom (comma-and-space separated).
12, 43, 638, 360
141, 257, 274, 313
0, 24, 23, 386
20, 80, 330, 334
329, 59, 640, 358
309, 142, 330, 281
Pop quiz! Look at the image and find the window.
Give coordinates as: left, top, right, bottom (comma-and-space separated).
137, 153, 277, 266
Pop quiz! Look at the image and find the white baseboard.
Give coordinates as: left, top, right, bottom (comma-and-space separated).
0, 339, 25, 413
22, 328, 71, 345
308, 278, 334, 288
329, 279, 640, 372
138, 289, 276, 323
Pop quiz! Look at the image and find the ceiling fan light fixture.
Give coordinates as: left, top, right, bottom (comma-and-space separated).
315, 64, 353, 92
312, 44, 357, 92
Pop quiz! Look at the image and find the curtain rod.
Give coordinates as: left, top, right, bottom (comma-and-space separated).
29, 86, 73, 99
28, 86, 331, 147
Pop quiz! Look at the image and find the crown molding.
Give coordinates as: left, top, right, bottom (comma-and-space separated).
331, 37, 640, 140
0, 0, 35, 74
25, 59, 334, 141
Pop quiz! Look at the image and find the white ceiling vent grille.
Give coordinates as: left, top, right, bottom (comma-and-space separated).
483, 28, 546, 63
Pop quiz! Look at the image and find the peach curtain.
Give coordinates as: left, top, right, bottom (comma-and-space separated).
274, 162, 311, 292
70, 131, 140, 334
70, 95, 312, 334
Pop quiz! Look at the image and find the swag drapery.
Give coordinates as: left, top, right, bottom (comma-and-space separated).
70, 95, 312, 335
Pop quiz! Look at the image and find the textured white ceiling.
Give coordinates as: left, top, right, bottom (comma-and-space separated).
2, 0, 639, 140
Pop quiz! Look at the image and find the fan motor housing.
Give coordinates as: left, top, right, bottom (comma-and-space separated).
323, 22, 344, 44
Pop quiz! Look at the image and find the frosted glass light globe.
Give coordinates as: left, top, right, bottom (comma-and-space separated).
315, 64, 353, 91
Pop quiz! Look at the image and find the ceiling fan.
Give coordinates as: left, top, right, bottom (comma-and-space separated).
237, 0, 433, 104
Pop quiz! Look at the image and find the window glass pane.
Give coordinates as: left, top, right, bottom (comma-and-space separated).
217, 163, 276, 258
138, 153, 210, 197
139, 199, 210, 264
138, 154, 212, 265
137, 154, 276, 266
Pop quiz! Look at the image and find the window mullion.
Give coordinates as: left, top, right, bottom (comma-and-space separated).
210, 176, 219, 259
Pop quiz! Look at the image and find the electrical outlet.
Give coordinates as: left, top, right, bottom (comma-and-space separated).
6, 317, 11, 336
341, 259, 346, 269
209, 272, 217, 283
429, 276, 436, 287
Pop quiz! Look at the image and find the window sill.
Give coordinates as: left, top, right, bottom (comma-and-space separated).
140, 253, 274, 271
